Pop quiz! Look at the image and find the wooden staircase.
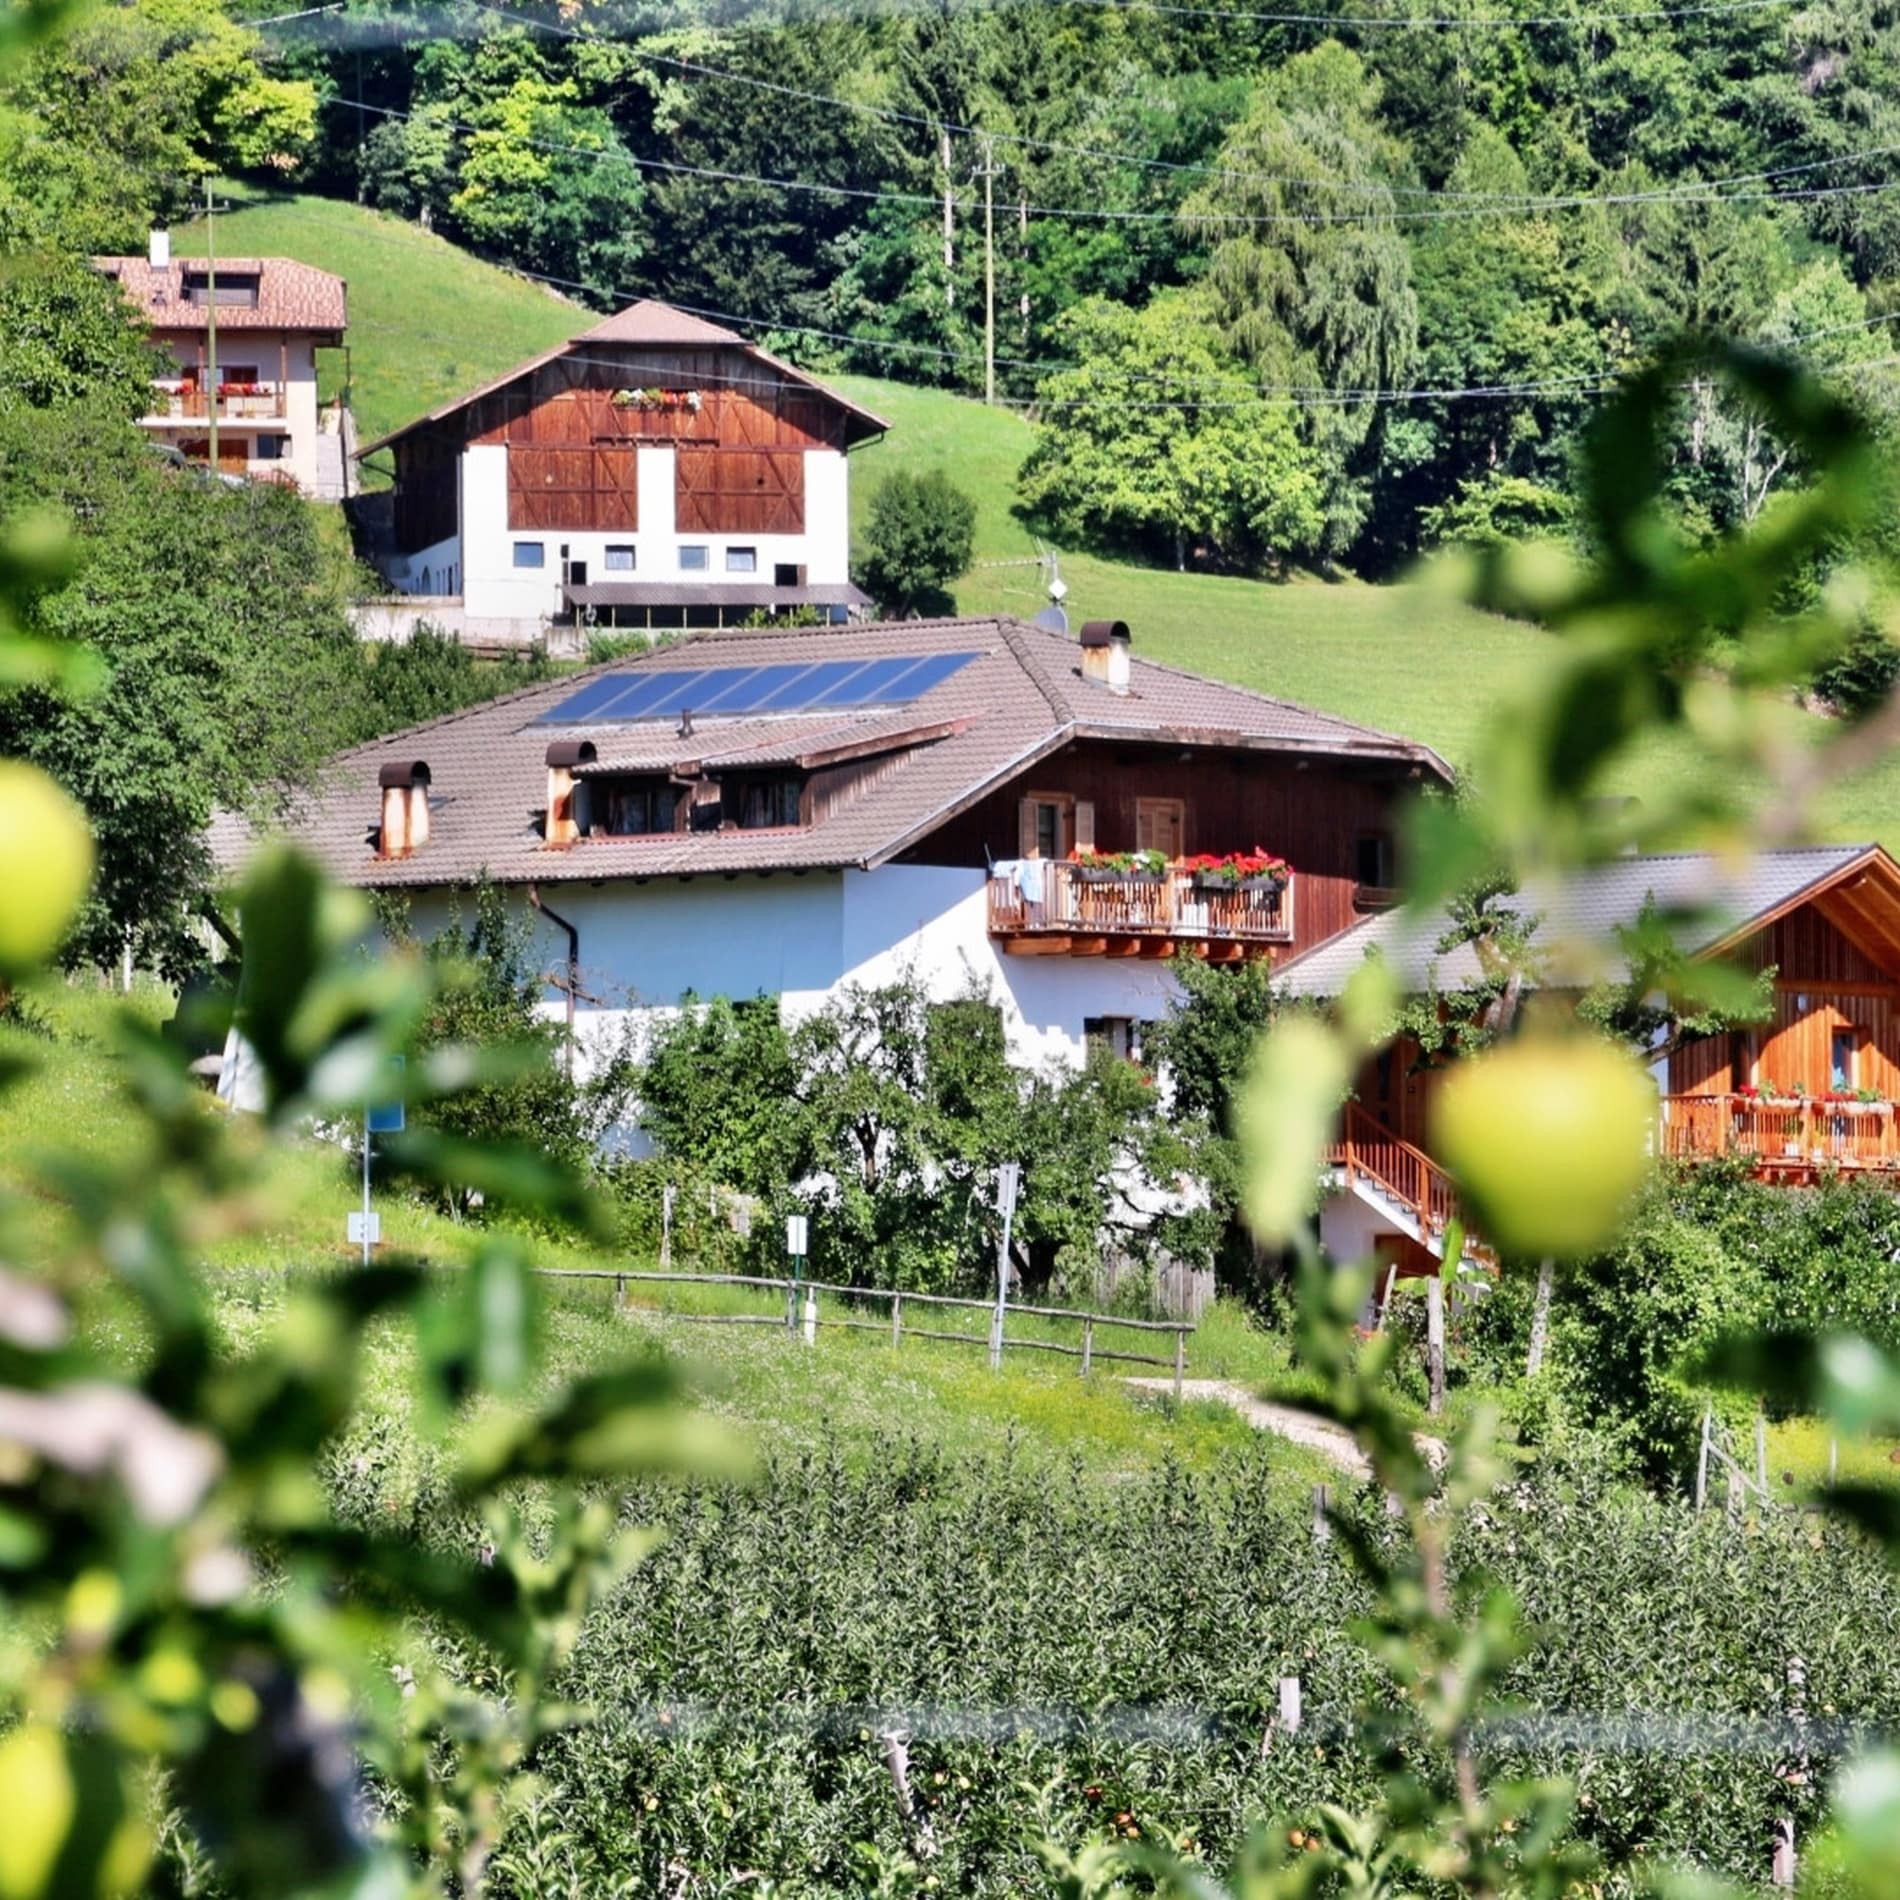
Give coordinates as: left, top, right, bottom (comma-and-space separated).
1324, 1103, 1497, 1275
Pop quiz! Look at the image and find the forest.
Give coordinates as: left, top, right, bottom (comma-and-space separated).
8, 0, 1900, 572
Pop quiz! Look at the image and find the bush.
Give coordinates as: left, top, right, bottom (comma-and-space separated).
1810, 622, 1900, 719
856, 468, 977, 616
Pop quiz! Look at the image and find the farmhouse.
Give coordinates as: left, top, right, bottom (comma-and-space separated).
1277, 842, 1900, 1276
233, 614, 1448, 1073
356, 300, 888, 634
95, 242, 347, 498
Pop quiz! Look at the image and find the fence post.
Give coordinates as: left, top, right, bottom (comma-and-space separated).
891, 1292, 903, 1350
659, 1181, 675, 1270
1173, 1327, 1185, 1402
1081, 1317, 1093, 1379
1696, 1410, 1712, 1511
1772, 1818, 1796, 1889
991, 1162, 1020, 1372
614, 1272, 625, 1311
879, 1728, 936, 1860
1278, 1675, 1303, 1737
1312, 1483, 1331, 1546
1756, 1409, 1768, 1493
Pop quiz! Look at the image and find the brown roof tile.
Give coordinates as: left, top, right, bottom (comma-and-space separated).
219, 617, 1449, 890
95, 256, 347, 336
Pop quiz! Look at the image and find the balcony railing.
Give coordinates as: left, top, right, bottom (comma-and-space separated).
144, 387, 288, 424
1660, 1093, 1900, 1170
986, 859, 1294, 954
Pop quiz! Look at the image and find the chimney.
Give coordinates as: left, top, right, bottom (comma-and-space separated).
544, 739, 597, 846
148, 229, 170, 271
377, 760, 432, 859
1079, 620, 1132, 696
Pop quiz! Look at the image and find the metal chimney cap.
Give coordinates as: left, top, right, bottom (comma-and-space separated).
1078, 619, 1131, 649
377, 759, 432, 790
544, 738, 598, 768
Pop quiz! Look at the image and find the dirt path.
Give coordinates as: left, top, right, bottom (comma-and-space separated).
1126, 1377, 1445, 1479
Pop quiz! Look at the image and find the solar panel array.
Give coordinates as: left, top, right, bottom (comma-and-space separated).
536, 652, 983, 727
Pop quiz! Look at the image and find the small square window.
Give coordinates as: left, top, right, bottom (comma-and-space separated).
679, 545, 709, 572
726, 547, 758, 574
513, 542, 545, 570
774, 562, 804, 588
604, 545, 635, 572
253, 435, 284, 461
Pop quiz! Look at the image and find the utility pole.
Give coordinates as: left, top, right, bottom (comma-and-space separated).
203, 176, 219, 473
940, 127, 956, 311
977, 134, 999, 406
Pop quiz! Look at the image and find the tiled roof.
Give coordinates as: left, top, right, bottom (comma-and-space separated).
575, 300, 742, 346
220, 616, 1450, 890
95, 257, 347, 335
1274, 845, 1884, 997
357, 297, 890, 455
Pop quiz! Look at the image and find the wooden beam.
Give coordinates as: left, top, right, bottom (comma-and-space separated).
999, 936, 1074, 956
1068, 936, 1110, 958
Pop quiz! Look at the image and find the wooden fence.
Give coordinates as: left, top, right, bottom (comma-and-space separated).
531, 1267, 1195, 1397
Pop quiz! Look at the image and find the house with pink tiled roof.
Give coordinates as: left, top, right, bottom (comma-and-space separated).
96, 244, 347, 499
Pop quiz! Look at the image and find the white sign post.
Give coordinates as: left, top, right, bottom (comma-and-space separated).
355, 1061, 406, 1267
991, 1162, 1021, 1370
785, 1212, 810, 1338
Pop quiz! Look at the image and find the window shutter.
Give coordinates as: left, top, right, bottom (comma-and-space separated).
1074, 800, 1096, 852
1018, 798, 1039, 857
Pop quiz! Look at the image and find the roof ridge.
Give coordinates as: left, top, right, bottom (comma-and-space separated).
1006, 616, 1446, 763
991, 616, 1078, 732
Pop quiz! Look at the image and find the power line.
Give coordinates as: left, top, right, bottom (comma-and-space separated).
252, 188, 1900, 403
474, 0, 1891, 213
324, 90, 1900, 233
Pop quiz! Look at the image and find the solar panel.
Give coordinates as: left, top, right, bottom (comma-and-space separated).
535, 650, 983, 725
749, 661, 868, 711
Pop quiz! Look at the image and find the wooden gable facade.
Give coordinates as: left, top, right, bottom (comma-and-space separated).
1668, 856, 1900, 1101
915, 737, 1424, 964
389, 341, 854, 554
1339, 848, 1900, 1182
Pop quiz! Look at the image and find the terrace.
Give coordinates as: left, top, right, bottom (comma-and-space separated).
144, 380, 289, 425
986, 855, 1294, 959
1659, 1093, 1900, 1174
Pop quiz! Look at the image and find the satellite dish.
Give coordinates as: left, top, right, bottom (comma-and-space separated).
1033, 603, 1070, 636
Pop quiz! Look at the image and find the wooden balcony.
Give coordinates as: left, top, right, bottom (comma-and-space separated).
144, 387, 288, 425
986, 861, 1293, 959
1660, 1093, 1900, 1175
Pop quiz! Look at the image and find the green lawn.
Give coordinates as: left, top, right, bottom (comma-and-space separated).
3, 979, 1319, 1479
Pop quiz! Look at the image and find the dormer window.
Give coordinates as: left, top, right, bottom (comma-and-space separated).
728, 775, 803, 830
182, 270, 261, 309
596, 777, 679, 836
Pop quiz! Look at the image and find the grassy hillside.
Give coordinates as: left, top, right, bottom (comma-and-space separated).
170, 187, 580, 446
168, 192, 1894, 845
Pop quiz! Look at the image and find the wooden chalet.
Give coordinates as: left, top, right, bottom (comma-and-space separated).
1275, 844, 1900, 1278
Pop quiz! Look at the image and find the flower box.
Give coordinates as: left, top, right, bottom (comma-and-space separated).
1193, 872, 1285, 895
1075, 868, 1163, 886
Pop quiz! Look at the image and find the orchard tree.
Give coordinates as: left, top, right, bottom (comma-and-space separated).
856, 467, 977, 615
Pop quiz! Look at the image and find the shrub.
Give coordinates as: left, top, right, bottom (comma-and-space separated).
856, 468, 977, 616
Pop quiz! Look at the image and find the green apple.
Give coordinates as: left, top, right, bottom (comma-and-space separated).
0, 760, 94, 972
1430, 1033, 1655, 1259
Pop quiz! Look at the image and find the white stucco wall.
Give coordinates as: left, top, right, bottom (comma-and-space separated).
446, 442, 855, 619
400, 864, 1192, 1078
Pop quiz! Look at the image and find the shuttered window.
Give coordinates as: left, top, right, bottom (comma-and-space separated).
676, 449, 805, 535
507, 445, 637, 532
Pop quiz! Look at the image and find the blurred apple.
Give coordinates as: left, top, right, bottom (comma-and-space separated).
1430, 1033, 1654, 1259
0, 760, 93, 972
